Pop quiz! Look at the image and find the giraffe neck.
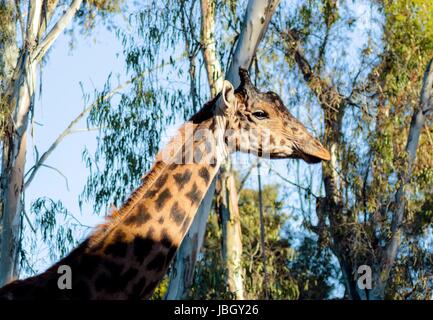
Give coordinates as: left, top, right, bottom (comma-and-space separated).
0, 95, 227, 300
88, 113, 224, 299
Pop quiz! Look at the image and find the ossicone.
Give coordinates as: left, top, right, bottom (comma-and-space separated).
238, 67, 257, 94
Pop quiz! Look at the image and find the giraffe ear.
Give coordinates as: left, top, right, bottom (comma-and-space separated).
222, 80, 236, 110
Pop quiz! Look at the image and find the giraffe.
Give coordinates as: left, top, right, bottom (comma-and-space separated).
0, 68, 330, 300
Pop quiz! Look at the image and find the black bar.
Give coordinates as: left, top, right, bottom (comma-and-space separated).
1, 300, 431, 319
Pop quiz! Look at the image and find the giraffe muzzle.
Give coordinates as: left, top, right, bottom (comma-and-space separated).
293, 139, 331, 164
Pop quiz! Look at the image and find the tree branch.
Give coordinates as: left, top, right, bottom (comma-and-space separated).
14, 0, 25, 42
40, 163, 70, 190
226, 0, 281, 85
263, 162, 319, 198
237, 158, 259, 194
279, 28, 345, 113
31, 0, 83, 62
180, 0, 200, 112
23, 81, 131, 190
37, 0, 60, 41
26, 0, 43, 45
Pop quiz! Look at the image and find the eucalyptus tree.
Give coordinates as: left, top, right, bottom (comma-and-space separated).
268, 0, 433, 299
0, 0, 123, 286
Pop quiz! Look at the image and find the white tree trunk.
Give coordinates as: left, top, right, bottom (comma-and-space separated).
0, 0, 18, 283
0, 0, 43, 286
0, 0, 83, 286
165, 0, 280, 300
200, 0, 223, 97
225, 0, 280, 84
217, 160, 244, 299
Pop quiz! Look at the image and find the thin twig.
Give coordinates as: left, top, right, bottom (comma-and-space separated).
263, 162, 319, 198
68, 127, 102, 133
31, 0, 83, 62
257, 161, 269, 299
40, 164, 70, 191
22, 207, 36, 234
237, 158, 259, 194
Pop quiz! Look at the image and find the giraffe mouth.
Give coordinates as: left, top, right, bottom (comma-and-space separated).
292, 142, 331, 164
297, 152, 326, 164
267, 148, 330, 163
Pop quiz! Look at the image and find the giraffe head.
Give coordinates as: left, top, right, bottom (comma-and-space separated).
220, 68, 331, 163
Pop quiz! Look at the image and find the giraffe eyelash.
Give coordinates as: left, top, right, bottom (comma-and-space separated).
252, 110, 269, 120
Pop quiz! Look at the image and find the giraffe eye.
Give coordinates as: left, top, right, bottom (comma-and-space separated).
252, 110, 268, 120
